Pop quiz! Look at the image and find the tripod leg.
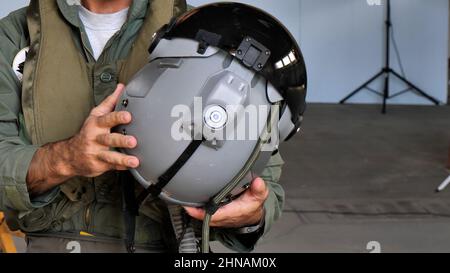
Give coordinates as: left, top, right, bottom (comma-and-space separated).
340, 71, 384, 104
390, 69, 440, 105
437, 175, 450, 192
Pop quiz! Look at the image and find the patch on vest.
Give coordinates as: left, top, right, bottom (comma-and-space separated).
12, 47, 29, 82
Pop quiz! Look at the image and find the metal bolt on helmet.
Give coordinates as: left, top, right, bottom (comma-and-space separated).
115, 2, 307, 252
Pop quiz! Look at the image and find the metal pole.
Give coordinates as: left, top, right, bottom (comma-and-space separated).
385, 0, 391, 70
382, 0, 391, 114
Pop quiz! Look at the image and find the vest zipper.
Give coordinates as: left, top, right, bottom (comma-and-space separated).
84, 202, 94, 231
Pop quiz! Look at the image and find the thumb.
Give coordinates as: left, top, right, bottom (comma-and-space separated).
92, 84, 125, 116
249, 177, 269, 201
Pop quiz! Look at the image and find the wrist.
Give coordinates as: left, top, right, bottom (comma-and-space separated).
26, 140, 74, 195
42, 139, 77, 180
249, 206, 265, 226
235, 208, 266, 234
56, 138, 78, 177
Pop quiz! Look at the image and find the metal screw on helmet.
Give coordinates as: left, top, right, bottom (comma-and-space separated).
204, 105, 228, 130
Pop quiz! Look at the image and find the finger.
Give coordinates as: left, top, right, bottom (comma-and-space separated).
249, 177, 269, 201
96, 133, 137, 149
208, 204, 241, 224
184, 205, 232, 224
210, 203, 264, 228
97, 151, 140, 168
96, 111, 132, 128
184, 207, 206, 221
115, 166, 129, 171
91, 84, 125, 116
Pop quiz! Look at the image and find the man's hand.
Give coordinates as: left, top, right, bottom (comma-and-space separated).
65, 84, 139, 176
184, 178, 269, 228
27, 84, 139, 195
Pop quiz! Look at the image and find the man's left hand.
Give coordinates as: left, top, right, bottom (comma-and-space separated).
184, 177, 269, 228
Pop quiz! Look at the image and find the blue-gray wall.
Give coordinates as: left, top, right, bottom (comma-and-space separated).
0, 0, 29, 17
1, 0, 448, 104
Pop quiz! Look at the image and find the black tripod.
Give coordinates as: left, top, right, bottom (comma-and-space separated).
340, 0, 440, 114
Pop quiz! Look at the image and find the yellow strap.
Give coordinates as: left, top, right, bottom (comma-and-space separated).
0, 212, 18, 253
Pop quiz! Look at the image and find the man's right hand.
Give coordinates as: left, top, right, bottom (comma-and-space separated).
66, 84, 139, 177
26, 84, 140, 195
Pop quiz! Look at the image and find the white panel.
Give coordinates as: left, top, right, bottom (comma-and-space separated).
300, 0, 449, 105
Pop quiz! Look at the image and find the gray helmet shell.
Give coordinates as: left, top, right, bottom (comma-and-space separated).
115, 2, 307, 207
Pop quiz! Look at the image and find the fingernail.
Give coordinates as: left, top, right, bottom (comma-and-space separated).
126, 137, 135, 147
122, 113, 129, 122
128, 159, 138, 167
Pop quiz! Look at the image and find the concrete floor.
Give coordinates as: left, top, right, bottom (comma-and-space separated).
214, 103, 450, 253
12, 104, 450, 253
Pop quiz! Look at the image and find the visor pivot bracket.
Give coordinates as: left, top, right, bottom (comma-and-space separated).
236, 36, 271, 72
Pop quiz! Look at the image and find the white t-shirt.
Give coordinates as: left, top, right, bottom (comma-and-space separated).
78, 5, 129, 60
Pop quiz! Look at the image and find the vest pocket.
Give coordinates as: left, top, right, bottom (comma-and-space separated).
19, 207, 52, 233
19, 194, 75, 233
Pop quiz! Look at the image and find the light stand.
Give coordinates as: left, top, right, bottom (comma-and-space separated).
437, 175, 450, 192
340, 0, 440, 114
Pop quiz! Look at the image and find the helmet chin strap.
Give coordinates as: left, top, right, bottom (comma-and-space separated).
201, 102, 279, 253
